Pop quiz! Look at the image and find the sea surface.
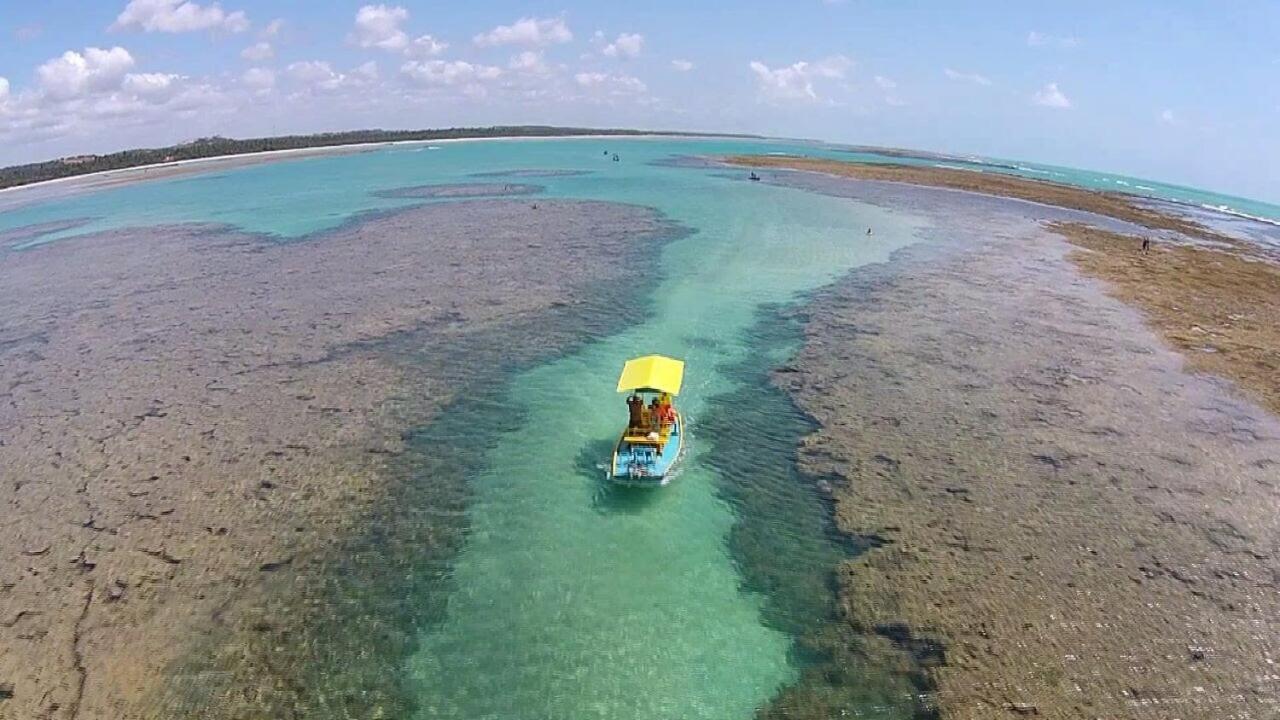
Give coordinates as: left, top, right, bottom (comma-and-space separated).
2, 136, 1278, 247
0, 136, 1271, 718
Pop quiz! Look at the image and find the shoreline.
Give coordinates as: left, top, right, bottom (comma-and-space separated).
0, 132, 741, 201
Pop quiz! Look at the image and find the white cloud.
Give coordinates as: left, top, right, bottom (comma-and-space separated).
112, 0, 249, 34
351, 4, 409, 51
474, 17, 572, 47
288, 61, 338, 85
122, 72, 182, 99
286, 60, 374, 93
401, 59, 502, 86
406, 34, 449, 58
0, 77, 9, 104
671, 59, 694, 72
1027, 31, 1079, 48
1032, 82, 1071, 108
943, 67, 992, 86
602, 32, 644, 59
241, 67, 275, 92
508, 51, 551, 75
284, 60, 373, 94
1160, 108, 1176, 124
874, 75, 896, 89
37, 46, 137, 100
261, 18, 283, 38
353, 61, 379, 81
749, 55, 851, 102
574, 72, 647, 96
240, 41, 273, 61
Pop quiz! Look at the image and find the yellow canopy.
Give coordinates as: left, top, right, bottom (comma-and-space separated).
616, 355, 685, 396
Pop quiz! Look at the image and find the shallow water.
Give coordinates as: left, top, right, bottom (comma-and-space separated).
0, 138, 926, 718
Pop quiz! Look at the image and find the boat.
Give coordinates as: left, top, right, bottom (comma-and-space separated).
609, 355, 685, 486
748, 172, 761, 181
612, 153, 620, 162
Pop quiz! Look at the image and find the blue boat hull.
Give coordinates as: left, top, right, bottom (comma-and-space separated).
609, 414, 683, 486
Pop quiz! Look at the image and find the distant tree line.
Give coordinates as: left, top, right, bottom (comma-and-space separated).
0, 126, 757, 190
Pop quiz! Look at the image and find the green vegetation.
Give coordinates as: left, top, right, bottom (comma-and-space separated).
0, 125, 756, 190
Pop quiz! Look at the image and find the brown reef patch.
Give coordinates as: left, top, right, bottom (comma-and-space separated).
1057, 221, 1280, 417
780, 227, 1280, 719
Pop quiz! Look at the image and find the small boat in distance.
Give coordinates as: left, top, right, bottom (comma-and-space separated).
748, 171, 761, 181
610, 355, 685, 486
612, 153, 621, 162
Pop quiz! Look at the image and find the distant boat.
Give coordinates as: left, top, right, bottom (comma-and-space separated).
612, 153, 620, 162
748, 172, 761, 181
610, 355, 685, 486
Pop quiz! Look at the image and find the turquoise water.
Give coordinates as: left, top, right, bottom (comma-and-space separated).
0, 137, 927, 717
2, 136, 1277, 250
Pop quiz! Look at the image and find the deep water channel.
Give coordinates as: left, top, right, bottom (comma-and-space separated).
389, 147, 928, 718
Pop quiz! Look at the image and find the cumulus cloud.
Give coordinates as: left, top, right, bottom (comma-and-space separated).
749, 55, 851, 102
287, 60, 376, 93
474, 17, 571, 47
122, 72, 183, 99
37, 46, 137, 100
1032, 82, 1071, 108
401, 60, 502, 86
575, 72, 647, 97
2, 45, 233, 151
507, 51, 552, 76
352, 61, 379, 82
261, 18, 283, 37
350, 5, 448, 61
602, 32, 644, 59
287, 61, 338, 85
0, 77, 9, 104
1027, 31, 1079, 48
240, 41, 273, 61
112, 0, 249, 34
874, 75, 896, 89
943, 67, 992, 86
1160, 108, 1176, 124
671, 59, 694, 72
406, 34, 449, 58
241, 67, 275, 92
350, 4, 409, 51
286, 60, 377, 94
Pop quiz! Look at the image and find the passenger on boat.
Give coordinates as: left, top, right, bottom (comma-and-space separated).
655, 393, 676, 428
627, 393, 644, 430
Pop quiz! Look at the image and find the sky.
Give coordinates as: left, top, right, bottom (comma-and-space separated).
0, 1, 1277, 202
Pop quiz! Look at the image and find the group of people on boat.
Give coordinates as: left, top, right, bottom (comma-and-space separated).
626, 392, 676, 435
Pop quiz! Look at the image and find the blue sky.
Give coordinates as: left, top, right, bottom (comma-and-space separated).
1, 1, 1277, 201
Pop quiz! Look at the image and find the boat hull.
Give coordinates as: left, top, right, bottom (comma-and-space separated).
609, 414, 683, 486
